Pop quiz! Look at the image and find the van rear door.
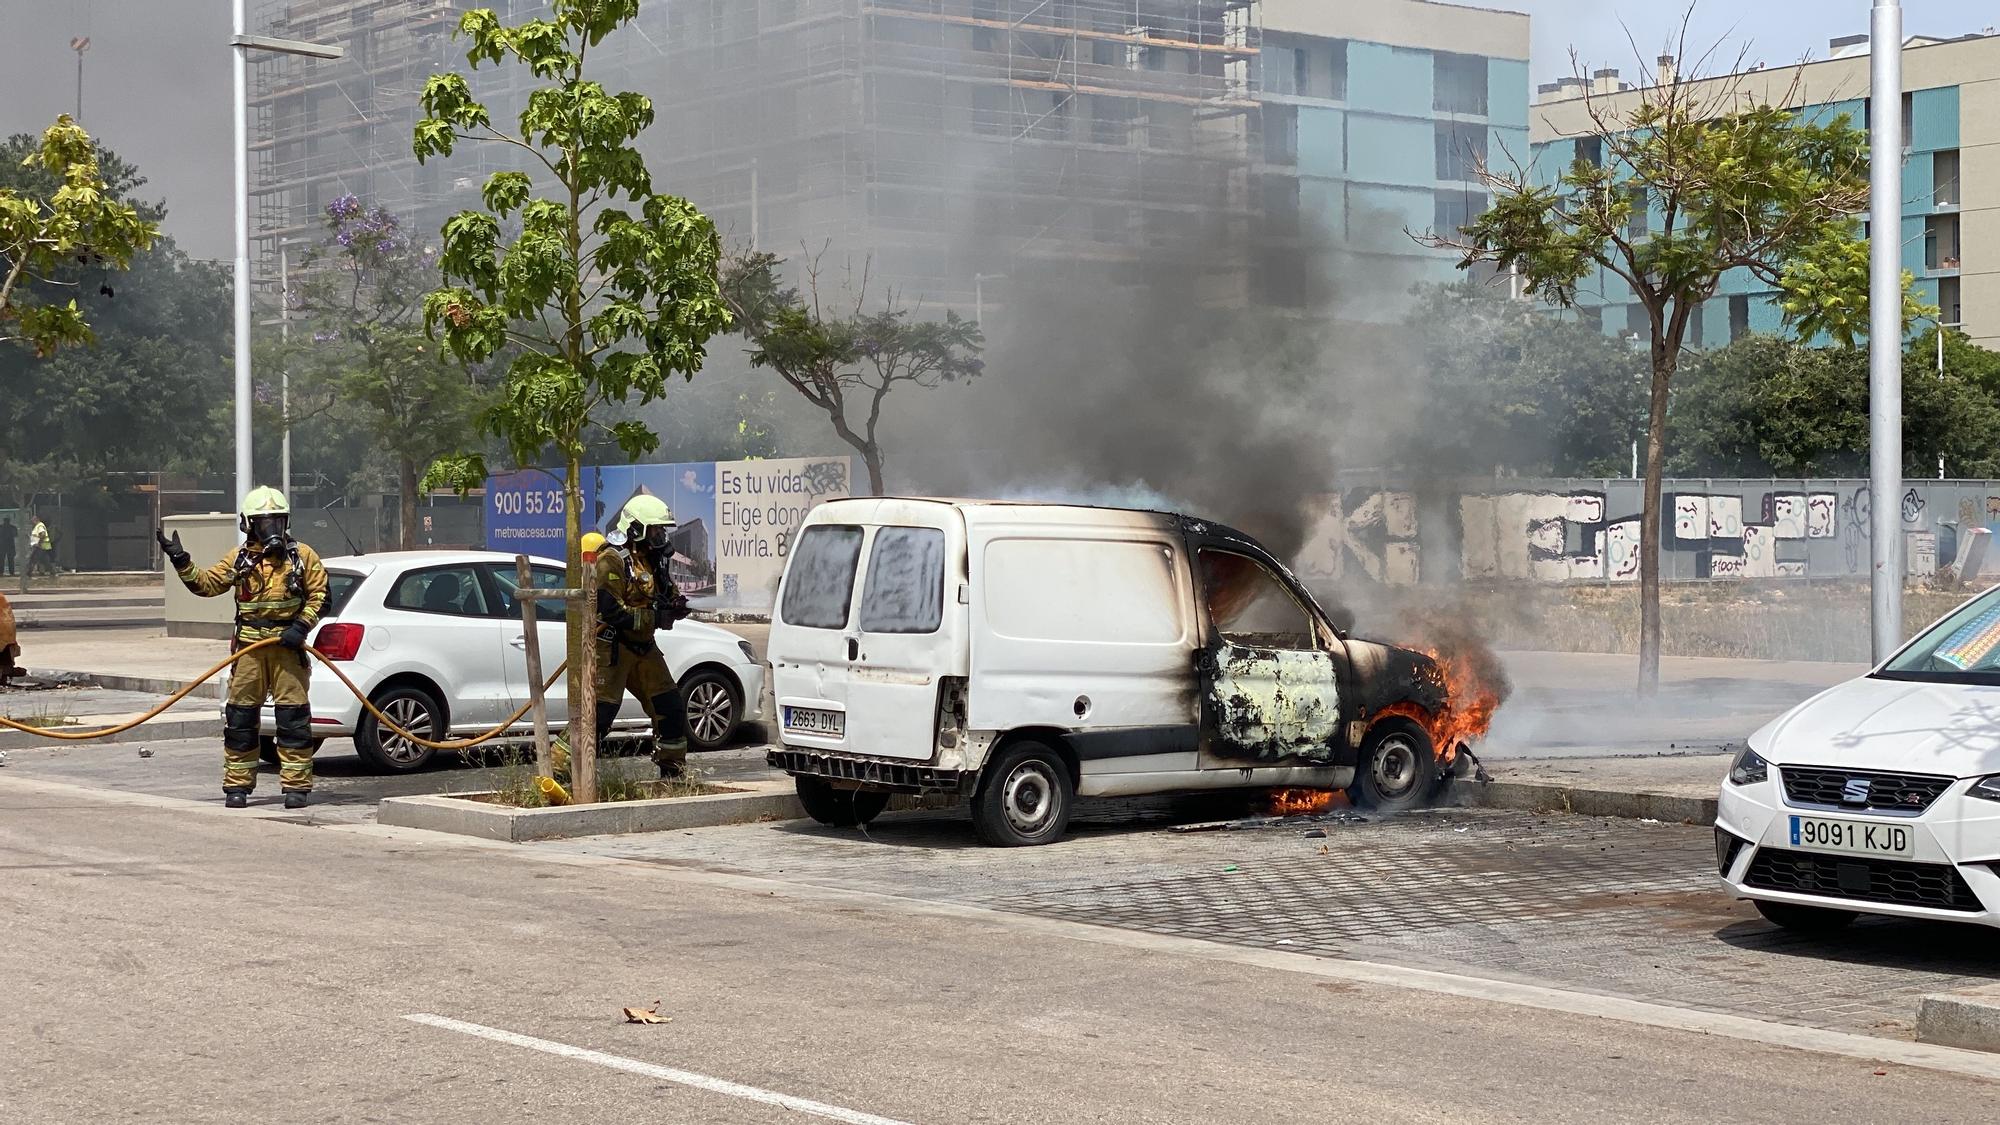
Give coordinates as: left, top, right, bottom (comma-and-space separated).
771, 522, 866, 752
845, 505, 966, 760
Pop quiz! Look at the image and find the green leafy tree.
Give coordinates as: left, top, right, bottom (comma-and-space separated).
285, 195, 489, 548
721, 251, 985, 494
0, 136, 226, 505
411, 1, 731, 699
1404, 281, 1647, 476
1423, 64, 1928, 693
0, 116, 157, 356
1669, 332, 2000, 478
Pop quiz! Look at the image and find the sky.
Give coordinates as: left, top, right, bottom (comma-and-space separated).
0, 0, 1993, 261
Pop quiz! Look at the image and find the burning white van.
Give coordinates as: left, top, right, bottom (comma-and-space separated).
766, 498, 1484, 846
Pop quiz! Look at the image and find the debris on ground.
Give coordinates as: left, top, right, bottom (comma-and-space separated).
1172, 810, 1370, 834
622, 1005, 670, 1025
137, 747, 153, 758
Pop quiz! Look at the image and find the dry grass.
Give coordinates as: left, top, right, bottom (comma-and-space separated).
472, 743, 730, 808
1352, 581, 1987, 663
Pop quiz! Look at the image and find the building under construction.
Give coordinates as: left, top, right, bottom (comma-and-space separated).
248, 0, 1262, 310
650, 0, 1263, 311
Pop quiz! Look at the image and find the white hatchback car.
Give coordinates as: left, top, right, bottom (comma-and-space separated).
1719, 584, 2000, 931
242, 551, 765, 772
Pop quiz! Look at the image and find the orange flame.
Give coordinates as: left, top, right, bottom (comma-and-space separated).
1268, 788, 1346, 816
1419, 645, 1505, 764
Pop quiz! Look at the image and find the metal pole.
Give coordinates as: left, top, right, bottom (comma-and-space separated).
1869, 1, 1904, 662
279, 242, 291, 500
749, 158, 760, 252
516, 555, 553, 781
232, 0, 253, 508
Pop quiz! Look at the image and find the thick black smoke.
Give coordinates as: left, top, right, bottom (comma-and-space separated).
900, 212, 1430, 561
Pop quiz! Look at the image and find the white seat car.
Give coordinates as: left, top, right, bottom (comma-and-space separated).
1719, 583, 2000, 931
243, 551, 765, 772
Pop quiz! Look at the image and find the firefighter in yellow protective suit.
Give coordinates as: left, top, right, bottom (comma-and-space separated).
159, 487, 328, 808
589, 495, 694, 778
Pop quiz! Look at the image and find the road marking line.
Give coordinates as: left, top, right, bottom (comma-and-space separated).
402, 1013, 916, 1125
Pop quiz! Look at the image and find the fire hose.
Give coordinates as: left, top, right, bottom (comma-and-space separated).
0, 636, 569, 751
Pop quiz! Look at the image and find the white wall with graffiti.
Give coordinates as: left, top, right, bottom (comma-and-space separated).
1297, 478, 1991, 587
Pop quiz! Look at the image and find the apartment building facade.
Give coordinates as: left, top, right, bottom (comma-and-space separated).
1529, 31, 2000, 350
1252, 0, 1530, 309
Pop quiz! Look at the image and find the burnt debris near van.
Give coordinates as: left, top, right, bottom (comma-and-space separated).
768, 498, 1510, 845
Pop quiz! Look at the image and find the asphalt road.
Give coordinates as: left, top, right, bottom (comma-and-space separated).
6, 777, 2000, 1124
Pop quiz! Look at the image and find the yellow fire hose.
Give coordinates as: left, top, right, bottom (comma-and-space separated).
0, 636, 570, 751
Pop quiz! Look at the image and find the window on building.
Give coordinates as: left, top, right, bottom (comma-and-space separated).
1925, 214, 1961, 271
1261, 175, 1299, 236
1729, 295, 1750, 341
1092, 96, 1132, 146
971, 86, 1006, 135
1328, 40, 1349, 101
1576, 136, 1602, 167
1935, 150, 1961, 207
1435, 122, 1487, 180
1434, 190, 1487, 236
1092, 38, 1118, 65
1263, 105, 1297, 165
1903, 91, 1915, 140
1578, 305, 1603, 333
1686, 304, 1705, 348
1625, 302, 1648, 339
1626, 186, 1648, 240
1434, 51, 1489, 115
1940, 276, 1962, 326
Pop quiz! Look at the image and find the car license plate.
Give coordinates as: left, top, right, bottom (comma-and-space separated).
1789, 815, 1914, 859
784, 706, 846, 736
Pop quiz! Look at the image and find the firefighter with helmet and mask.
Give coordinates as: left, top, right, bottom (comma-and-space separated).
587, 494, 694, 777
158, 487, 328, 808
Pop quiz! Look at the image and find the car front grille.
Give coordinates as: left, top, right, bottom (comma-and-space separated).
1745, 848, 1981, 912
1780, 766, 1953, 814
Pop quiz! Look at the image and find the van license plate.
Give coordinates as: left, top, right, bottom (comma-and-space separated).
1788, 815, 1914, 859
784, 707, 846, 736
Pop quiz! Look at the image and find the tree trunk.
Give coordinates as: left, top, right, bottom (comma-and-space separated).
1638, 341, 1677, 697
563, 451, 584, 720
862, 447, 885, 496
397, 457, 418, 551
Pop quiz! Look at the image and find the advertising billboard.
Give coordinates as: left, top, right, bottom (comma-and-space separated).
487, 456, 852, 609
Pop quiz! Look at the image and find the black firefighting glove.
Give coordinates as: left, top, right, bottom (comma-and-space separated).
652, 590, 692, 630
279, 619, 311, 651
155, 528, 190, 569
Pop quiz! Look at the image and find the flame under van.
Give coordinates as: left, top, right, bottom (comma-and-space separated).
766, 498, 1458, 846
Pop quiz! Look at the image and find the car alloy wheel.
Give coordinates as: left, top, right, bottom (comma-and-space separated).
683, 676, 737, 748
378, 694, 433, 765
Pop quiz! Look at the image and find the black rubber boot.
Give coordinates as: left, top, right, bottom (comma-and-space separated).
224, 789, 249, 809
283, 790, 309, 810
657, 758, 686, 780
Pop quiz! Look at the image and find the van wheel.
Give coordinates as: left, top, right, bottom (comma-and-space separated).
1349, 720, 1435, 813
1754, 900, 1857, 933
796, 777, 891, 827
972, 741, 1074, 847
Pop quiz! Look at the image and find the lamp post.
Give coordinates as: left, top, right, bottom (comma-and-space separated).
1869, 1, 1903, 661
230, 19, 343, 508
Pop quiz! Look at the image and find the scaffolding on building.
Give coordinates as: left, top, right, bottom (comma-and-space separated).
652, 0, 1263, 311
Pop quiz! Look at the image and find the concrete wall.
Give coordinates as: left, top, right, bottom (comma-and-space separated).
162, 514, 240, 640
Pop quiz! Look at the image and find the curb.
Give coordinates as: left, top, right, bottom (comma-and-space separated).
37, 668, 224, 701
1919, 985, 2000, 1053
1445, 778, 1717, 826
378, 786, 807, 842
0, 717, 216, 751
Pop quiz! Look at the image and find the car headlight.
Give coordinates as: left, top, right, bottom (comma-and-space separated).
738, 640, 757, 663
1728, 746, 1769, 786
1969, 775, 2000, 803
